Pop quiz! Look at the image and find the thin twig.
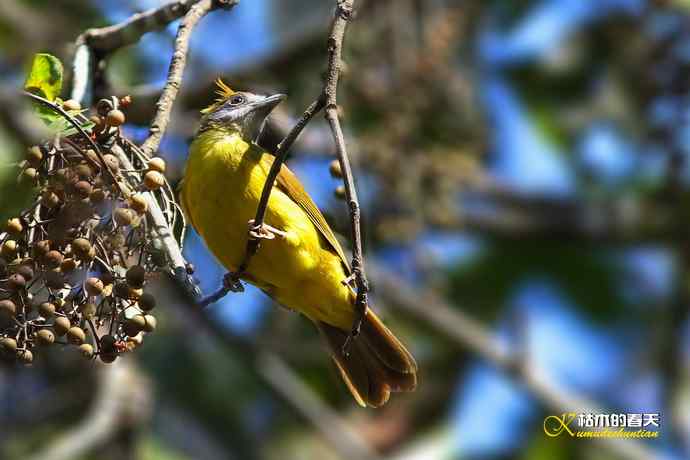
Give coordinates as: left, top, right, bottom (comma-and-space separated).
322, 0, 368, 352
140, 0, 239, 157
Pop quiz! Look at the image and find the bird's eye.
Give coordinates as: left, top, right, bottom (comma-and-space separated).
229, 95, 245, 105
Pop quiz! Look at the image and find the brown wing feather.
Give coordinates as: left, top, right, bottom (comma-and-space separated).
274, 161, 351, 273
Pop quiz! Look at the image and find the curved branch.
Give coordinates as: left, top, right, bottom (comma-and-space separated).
141, 0, 238, 157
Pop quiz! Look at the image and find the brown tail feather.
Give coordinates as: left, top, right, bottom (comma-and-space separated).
317, 309, 417, 408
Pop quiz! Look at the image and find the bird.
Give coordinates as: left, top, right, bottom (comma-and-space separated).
180, 79, 417, 407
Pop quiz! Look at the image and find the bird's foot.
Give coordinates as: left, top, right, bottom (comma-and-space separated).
340, 273, 356, 290
222, 272, 244, 293
248, 219, 287, 240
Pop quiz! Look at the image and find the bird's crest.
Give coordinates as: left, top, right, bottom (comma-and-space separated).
201, 78, 236, 114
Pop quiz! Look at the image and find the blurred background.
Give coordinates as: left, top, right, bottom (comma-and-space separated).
0, 0, 688, 459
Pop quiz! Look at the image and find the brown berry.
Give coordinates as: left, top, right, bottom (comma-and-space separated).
0, 337, 17, 354
142, 314, 157, 333
60, 258, 77, 272
139, 293, 156, 311
67, 326, 85, 345
126, 265, 146, 288
89, 115, 103, 129
79, 302, 97, 319
129, 194, 148, 214
62, 99, 81, 111
26, 146, 43, 166
74, 181, 92, 199
102, 154, 120, 173
147, 157, 166, 173
33, 240, 50, 258
79, 343, 94, 359
1, 240, 18, 259
7, 273, 26, 291
72, 238, 91, 257
44, 250, 64, 268
143, 170, 165, 190
5, 218, 23, 234
0, 300, 16, 317
90, 188, 106, 203
35, 329, 55, 346
106, 109, 125, 127
334, 185, 346, 200
53, 316, 70, 336
15, 264, 33, 281
18, 349, 33, 365
113, 208, 133, 226
75, 164, 93, 179
39, 302, 55, 318
85, 277, 104, 297
329, 160, 343, 178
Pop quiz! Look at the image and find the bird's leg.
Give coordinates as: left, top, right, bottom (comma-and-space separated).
222, 271, 244, 293
342, 302, 367, 356
247, 219, 287, 240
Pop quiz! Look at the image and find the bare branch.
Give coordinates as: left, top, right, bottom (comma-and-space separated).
141, 0, 238, 157
79, 0, 204, 54
322, 0, 369, 350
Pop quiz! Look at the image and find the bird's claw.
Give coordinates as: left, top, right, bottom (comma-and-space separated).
340, 273, 356, 289
247, 219, 286, 240
223, 272, 244, 293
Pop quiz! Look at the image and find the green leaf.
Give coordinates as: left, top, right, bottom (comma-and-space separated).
24, 53, 63, 101
24, 54, 66, 127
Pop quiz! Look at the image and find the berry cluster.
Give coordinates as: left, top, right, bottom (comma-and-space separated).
0, 95, 183, 365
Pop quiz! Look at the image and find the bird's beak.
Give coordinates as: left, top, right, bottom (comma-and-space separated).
250, 94, 286, 143
252, 93, 286, 113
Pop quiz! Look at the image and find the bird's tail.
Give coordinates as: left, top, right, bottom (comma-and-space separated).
316, 309, 417, 407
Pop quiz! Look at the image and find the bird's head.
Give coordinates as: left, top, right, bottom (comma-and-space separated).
199, 79, 285, 141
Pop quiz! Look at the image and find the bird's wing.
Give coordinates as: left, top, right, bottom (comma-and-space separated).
274, 160, 351, 273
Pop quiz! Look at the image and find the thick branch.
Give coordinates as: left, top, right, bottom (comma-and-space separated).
141, 0, 238, 157
78, 0, 204, 54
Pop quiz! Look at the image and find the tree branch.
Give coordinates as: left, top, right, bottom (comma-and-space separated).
140, 0, 238, 157
323, 0, 369, 348
79, 0, 205, 55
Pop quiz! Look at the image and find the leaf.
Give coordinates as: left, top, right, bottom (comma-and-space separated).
23, 54, 66, 127
24, 53, 63, 101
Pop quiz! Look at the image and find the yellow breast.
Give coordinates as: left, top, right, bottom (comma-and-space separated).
180, 128, 355, 327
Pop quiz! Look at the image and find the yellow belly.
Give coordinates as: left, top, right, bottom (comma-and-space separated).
181, 129, 355, 329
